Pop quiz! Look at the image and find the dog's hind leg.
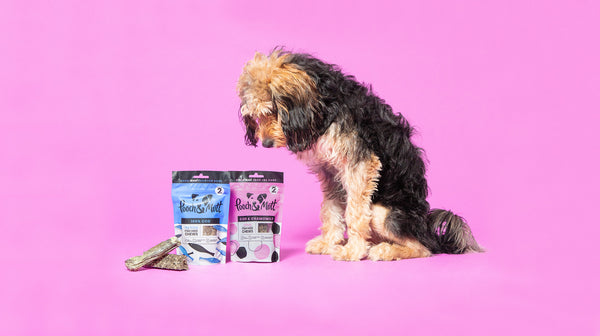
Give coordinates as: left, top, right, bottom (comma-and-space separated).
306, 198, 346, 254
331, 154, 382, 261
368, 240, 431, 261
368, 204, 431, 261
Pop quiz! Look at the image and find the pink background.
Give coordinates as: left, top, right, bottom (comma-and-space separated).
1, 1, 598, 335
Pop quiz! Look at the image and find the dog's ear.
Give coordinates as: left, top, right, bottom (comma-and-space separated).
269, 64, 324, 153
242, 114, 258, 147
277, 101, 322, 153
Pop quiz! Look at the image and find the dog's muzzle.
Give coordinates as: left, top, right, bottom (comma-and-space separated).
262, 138, 274, 148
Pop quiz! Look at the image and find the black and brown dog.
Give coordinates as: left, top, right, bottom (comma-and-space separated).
237, 49, 482, 261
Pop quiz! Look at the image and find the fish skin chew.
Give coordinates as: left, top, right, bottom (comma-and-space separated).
125, 237, 181, 271
146, 254, 188, 271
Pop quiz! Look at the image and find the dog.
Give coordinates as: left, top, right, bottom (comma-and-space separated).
236, 49, 483, 261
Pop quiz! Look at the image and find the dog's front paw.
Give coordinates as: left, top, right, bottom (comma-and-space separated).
331, 240, 369, 261
306, 236, 341, 255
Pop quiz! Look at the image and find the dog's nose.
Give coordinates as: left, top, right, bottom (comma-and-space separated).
262, 138, 274, 148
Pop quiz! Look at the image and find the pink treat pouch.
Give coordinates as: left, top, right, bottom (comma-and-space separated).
229, 171, 284, 262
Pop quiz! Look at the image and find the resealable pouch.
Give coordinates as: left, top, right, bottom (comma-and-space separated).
228, 171, 284, 262
172, 171, 230, 265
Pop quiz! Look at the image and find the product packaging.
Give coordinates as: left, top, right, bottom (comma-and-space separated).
172, 171, 230, 265
228, 171, 284, 262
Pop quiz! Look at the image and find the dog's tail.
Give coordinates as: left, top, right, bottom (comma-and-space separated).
426, 209, 484, 254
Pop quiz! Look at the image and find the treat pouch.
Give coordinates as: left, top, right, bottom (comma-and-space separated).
229, 171, 284, 262
172, 171, 230, 265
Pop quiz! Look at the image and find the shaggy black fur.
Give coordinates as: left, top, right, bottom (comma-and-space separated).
245, 50, 482, 255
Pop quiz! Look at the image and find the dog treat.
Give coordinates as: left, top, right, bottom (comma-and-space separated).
125, 237, 181, 271
146, 254, 188, 271
172, 171, 230, 265
228, 171, 284, 262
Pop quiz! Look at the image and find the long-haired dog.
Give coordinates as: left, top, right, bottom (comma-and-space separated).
237, 49, 483, 261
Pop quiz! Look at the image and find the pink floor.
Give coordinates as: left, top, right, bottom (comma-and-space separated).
2, 1, 598, 335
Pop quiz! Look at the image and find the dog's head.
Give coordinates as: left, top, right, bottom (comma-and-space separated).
237, 49, 326, 153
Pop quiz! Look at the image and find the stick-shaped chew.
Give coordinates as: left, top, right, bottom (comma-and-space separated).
146, 254, 188, 271
125, 237, 181, 271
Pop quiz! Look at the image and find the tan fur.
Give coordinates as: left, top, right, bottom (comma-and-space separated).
256, 114, 287, 148
237, 51, 319, 148
298, 126, 377, 260
368, 240, 432, 261
328, 153, 381, 261
370, 203, 392, 244
237, 51, 318, 119
368, 203, 432, 261
305, 199, 346, 255
237, 52, 284, 117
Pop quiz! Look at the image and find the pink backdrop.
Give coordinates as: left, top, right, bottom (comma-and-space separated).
1, 1, 598, 335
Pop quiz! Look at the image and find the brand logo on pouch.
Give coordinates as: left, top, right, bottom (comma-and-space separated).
234, 193, 278, 212
179, 194, 224, 214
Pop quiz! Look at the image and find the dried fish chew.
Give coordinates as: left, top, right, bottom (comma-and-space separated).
146, 254, 188, 271
125, 237, 181, 271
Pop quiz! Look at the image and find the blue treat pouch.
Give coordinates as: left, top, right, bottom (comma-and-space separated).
172, 171, 230, 265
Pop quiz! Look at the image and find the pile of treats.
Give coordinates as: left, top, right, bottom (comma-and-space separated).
125, 237, 188, 271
